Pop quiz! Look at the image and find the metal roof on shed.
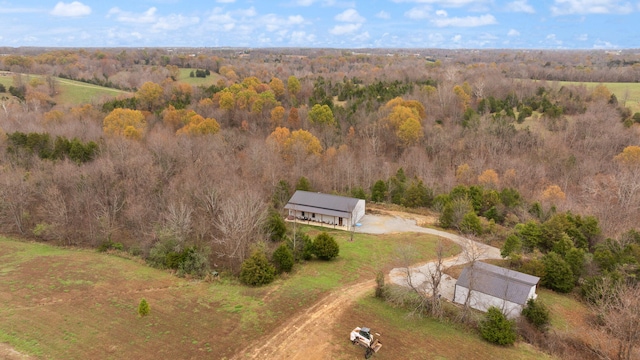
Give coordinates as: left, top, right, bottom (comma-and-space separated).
284, 191, 360, 216
456, 261, 540, 305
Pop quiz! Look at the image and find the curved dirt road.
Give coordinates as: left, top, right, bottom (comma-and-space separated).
231, 213, 501, 359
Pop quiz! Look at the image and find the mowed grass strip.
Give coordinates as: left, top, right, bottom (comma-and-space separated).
0, 229, 456, 359
0, 73, 130, 106
54, 78, 130, 105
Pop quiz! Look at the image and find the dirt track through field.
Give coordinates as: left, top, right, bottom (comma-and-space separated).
231, 279, 375, 359
231, 212, 501, 359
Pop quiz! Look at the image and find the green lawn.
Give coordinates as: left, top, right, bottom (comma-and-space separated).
177, 68, 223, 87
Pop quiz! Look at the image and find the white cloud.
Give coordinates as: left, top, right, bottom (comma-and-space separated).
329, 23, 362, 34
545, 33, 563, 46
392, 0, 487, 7
551, 0, 634, 15
577, 33, 588, 41
216, 0, 236, 3
288, 15, 305, 24
376, 11, 391, 19
335, 9, 365, 22
290, 31, 316, 43
152, 14, 200, 31
431, 14, 497, 27
234, 7, 257, 17
452, 34, 462, 42
435, 9, 448, 16
405, 6, 432, 19
508, 28, 520, 36
51, 2, 91, 17
505, 0, 535, 13
593, 39, 618, 48
108, 7, 157, 23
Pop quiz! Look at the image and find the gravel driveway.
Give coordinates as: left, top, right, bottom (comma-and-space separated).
356, 213, 501, 301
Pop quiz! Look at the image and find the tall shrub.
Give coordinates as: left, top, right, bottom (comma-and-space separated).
313, 232, 339, 260
480, 307, 516, 346
240, 250, 276, 286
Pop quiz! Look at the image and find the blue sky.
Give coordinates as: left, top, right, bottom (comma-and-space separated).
0, 0, 639, 49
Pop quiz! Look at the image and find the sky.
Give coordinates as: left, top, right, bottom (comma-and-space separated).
0, 0, 639, 49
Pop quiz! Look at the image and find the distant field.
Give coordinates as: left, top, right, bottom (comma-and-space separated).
177, 68, 223, 86
0, 73, 130, 106
54, 78, 130, 105
556, 80, 640, 113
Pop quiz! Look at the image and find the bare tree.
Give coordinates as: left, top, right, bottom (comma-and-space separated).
458, 235, 489, 322
213, 190, 268, 271
591, 280, 640, 360
391, 242, 448, 318
0, 169, 33, 234
163, 201, 193, 244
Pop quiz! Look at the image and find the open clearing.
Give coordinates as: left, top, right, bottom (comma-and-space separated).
177, 68, 224, 87
555, 80, 640, 113
0, 211, 555, 359
0, 72, 130, 105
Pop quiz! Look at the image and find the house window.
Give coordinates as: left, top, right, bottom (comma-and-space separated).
312, 213, 315, 218
301, 211, 305, 217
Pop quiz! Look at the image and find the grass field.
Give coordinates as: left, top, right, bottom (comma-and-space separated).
53, 78, 130, 105
554, 80, 640, 113
0, 73, 130, 106
0, 226, 557, 359
335, 296, 552, 360
177, 68, 223, 87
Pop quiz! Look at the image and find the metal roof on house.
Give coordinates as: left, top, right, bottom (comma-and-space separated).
456, 261, 540, 305
284, 191, 361, 216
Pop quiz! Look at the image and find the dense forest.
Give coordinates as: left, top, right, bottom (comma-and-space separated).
0, 47, 639, 276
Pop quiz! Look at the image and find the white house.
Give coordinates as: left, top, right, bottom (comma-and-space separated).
284, 191, 365, 230
453, 261, 540, 319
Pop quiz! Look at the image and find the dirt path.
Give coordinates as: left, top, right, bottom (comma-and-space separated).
231, 280, 375, 360
0, 343, 33, 360
231, 211, 501, 359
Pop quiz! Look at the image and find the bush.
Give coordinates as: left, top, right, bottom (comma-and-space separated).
501, 234, 522, 258
542, 252, 574, 293
177, 246, 210, 278
272, 243, 294, 273
147, 238, 210, 278
240, 250, 276, 286
265, 208, 287, 242
97, 240, 124, 252
521, 298, 550, 331
313, 232, 339, 260
460, 211, 482, 235
480, 307, 517, 346
288, 231, 314, 261
138, 298, 150, 317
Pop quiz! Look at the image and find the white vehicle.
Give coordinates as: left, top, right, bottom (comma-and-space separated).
350, 327, 382, 358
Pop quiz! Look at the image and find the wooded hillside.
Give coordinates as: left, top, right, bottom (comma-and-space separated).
0, 47, 639, 272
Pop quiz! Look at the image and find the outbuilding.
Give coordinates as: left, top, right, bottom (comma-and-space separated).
284, 190, 365, 230
453, 261, 540, 319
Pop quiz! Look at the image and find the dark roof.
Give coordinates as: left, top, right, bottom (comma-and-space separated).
456, 261, 540, 305
284, 191, 361, 217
